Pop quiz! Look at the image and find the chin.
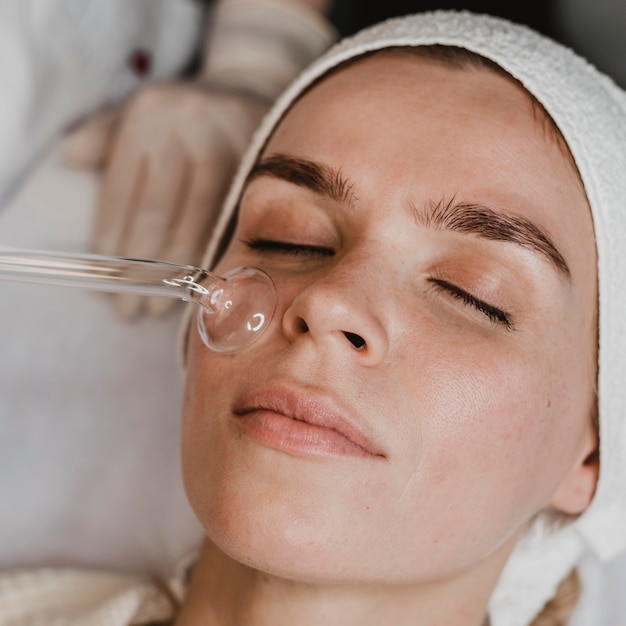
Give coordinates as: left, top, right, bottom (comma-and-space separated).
188, 471, 524, 589
186, 477, 376, 582
209, 518, 336, 582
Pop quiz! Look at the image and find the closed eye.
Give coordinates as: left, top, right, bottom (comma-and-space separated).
241, 238, 335, 257
428, 278, 514, 330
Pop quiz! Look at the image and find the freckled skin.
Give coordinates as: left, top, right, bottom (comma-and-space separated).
181, 51, 598, 617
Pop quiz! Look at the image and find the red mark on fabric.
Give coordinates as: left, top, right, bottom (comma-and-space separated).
127, 49, 152, 78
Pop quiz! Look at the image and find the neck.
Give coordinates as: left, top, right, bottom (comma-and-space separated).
174, 539, 512, 626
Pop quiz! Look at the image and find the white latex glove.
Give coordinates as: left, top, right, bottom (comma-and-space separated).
63, 83, 266, 317
63, 0, 337, 318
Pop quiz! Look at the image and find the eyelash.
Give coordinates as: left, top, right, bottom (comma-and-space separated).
428, 278, 514, 330
242, 239, 513, 330
241, 238, 334, 257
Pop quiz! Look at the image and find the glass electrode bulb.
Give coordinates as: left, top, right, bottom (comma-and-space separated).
194, 265, 276, 353
0, 247, 276, 354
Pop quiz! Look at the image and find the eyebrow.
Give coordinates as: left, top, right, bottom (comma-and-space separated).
418, 198, 570, 278
247, 153, 356, 206
246, 154, 570, 279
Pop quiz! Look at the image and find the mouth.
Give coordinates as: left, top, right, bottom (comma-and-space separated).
232, 386, 385, 459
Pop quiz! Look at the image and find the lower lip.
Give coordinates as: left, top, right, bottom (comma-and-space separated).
233, 410, 373, 458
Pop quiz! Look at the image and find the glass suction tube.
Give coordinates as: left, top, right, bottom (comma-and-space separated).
0, 246, 275, 353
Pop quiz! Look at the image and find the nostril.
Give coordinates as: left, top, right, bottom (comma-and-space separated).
297, 318, 309, 334
343, 331, 366, 351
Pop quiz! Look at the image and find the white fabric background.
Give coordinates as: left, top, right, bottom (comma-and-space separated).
0, 0, 206, 578
571, 552, 626, 625
0, 146, 204, 578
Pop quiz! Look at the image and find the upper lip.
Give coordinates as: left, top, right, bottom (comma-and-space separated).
233, 385, 385, 457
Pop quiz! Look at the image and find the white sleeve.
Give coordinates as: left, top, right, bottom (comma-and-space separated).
0, 0, 203, 207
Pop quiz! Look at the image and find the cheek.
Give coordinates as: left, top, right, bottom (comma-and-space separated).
181, 332, 236, 522
391, 330, 575, 524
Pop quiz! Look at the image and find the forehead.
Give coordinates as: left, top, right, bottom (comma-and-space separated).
267, 50, 561, 162
258, 51, 595, 285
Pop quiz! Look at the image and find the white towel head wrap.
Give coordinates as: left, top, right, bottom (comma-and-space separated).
186, 10, 626, 626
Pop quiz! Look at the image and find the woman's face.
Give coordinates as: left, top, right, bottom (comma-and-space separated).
182, 52, 597, 585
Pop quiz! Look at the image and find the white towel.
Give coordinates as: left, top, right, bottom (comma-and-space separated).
183, 10, 626, 626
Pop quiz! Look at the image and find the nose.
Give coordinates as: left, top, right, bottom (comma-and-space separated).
281, 262, 389, 364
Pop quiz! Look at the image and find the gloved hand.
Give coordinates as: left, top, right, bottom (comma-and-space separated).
63, 84, 266, 317
63, 0, 337, 319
